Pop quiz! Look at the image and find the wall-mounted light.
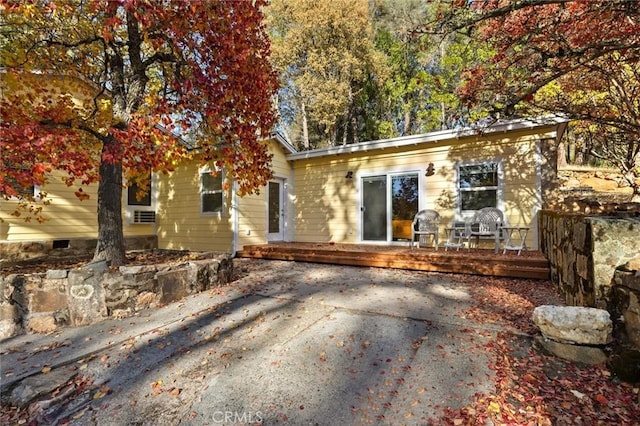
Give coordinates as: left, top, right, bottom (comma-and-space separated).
425, 163, 435, 177
345, 171, 354, 179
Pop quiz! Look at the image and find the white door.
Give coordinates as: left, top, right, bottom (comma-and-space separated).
267, 179, 285, 242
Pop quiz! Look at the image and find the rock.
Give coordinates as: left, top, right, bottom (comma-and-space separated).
532, 305, 612, 345
27, 315, 57, 334
621, 256, 640, 273
0, 319, 22, 339
533, 335, 608, 365
582, 177, 619, 191
156, 267, 191, 305
45, 270, 68, 280
9, 367, 77, 407
84, 260, 108, 272
67, 267, 107, 326
608, 348, 640, 384
136, 291, 157, 309
0, 303, 22, 339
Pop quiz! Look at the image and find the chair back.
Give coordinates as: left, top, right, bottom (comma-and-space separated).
472, 207, 503, 234
412, 209, 440, 233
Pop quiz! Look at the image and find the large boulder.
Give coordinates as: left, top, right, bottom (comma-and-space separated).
532, 305, 612, 345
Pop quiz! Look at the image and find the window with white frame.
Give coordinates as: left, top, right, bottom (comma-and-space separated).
200, 168, 224, 214
458, 162, 499, 212
125, 172, 156, 224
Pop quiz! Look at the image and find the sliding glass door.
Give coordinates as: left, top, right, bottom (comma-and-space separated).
361, 172, 419, 242
362, 175, 387, 241
391, 174, 419, 241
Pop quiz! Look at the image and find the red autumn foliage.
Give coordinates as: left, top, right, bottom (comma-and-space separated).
1, 0, 278, 264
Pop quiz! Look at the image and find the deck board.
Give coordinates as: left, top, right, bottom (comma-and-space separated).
236, 243, 550, 280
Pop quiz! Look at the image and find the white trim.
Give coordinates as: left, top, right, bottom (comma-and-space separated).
287, 116, 568, 161
266, 177, 286, 242
273, 131, 297, 154
532, 139, 545, 250
199, 166, 225, 217
7, 184, 40, 200
124, 173, 157, 225
231, 181, 239, 256
357, 168, 422, 244
286, 169, 295, 242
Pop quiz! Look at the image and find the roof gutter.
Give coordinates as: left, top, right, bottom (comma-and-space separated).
286, 116, 568, 161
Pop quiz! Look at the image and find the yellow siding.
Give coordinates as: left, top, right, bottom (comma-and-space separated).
1, 171, 152, 241
237, 139, 293, 249
1, 73, 153, 243
156, 159, 234, 252
237, 190, 267, 248
292, 128, 553, 249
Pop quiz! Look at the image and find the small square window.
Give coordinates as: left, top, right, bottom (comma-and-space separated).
127, 178, 152, 206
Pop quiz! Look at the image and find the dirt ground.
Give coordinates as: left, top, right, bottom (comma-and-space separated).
1, 249, 197, 276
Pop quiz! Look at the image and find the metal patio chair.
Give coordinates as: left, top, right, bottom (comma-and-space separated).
467, 207, 504, 253
410, 209, 440, 250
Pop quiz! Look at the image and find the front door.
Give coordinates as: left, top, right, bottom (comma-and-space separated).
267, 179, 285, 242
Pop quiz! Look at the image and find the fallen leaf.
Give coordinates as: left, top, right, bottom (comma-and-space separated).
570, 389, 586, 400
487, 401, 500, 414
41, 366, 52, 374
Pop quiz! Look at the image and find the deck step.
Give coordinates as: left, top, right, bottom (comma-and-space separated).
237, 244, 550, 280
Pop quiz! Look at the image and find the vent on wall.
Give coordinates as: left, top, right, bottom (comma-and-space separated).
133, 210, 156, 224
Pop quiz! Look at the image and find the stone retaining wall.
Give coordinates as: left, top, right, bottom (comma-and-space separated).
0, 252, 233, 340
539, 210, 640, 349
547, 167, 638, 213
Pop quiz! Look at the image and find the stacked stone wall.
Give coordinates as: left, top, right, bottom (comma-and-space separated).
547, 167, 639, 213
539, 210, 640, 349
0, 252, 233, 340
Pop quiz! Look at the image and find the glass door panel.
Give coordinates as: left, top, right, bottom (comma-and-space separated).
267, 180, 284, 241
362, 175, 387, 241
391, 174, 419, 241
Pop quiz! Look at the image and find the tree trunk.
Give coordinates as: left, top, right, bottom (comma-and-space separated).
301, 101, 309, 149
557, 140, 568, 167
632, 185, 640, 203
403, 109, 411, 135
93, 137, 126, 266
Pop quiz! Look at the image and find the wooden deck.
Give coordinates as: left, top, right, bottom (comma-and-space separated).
236, 242, 550, 280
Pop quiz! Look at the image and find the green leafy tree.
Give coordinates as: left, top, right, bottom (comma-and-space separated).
0, 0, 278, 265
428, 0, 640, 200
267, 0, 385, 148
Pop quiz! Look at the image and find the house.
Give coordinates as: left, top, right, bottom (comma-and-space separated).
1, 112, 567, 260
272, 117, 566, 251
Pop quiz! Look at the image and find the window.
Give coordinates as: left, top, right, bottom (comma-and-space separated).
458, 162, 499, 211
201, 169, 224, 214
2, 162, 36, 198
127, 179, 152, 206
125, 173, 156, 224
